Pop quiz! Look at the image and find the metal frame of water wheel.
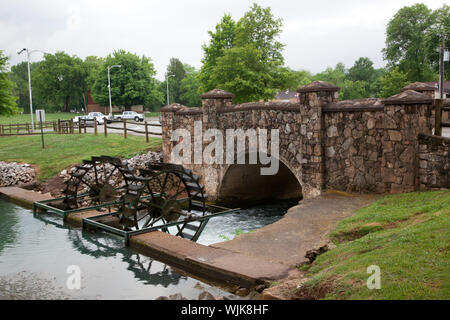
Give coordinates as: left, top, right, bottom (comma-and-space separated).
81, 162, 239, 244
33, 158, 239, 244
62, 155, 131, 210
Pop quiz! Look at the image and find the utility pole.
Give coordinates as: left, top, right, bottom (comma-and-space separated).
166, 74, 174, 105
439, 32, 445, 99
107, 65, 121, 118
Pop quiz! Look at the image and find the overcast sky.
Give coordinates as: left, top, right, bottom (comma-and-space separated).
0, 0, 447, 80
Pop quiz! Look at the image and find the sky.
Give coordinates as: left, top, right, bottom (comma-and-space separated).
0, 0, 447, 80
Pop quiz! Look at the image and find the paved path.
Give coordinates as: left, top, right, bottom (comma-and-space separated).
212, 191, 378, 266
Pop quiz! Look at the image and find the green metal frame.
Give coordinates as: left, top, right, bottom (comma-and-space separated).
82, 200, 239, 244
33, 196, 239, 245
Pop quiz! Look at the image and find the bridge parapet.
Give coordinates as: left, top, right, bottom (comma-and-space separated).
161, 81, 445, 203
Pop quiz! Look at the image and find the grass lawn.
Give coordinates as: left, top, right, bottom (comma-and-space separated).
0, 133, 161, 181
144, 112, 160, 118
296, 191, 450, 300
0, 113, 76, 125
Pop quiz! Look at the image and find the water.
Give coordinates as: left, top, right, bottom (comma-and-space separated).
0, 199, 295, 299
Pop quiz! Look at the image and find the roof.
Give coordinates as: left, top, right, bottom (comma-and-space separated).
401, 82, 435, 92
275, 90, 297, 100
423, 81, 450, 93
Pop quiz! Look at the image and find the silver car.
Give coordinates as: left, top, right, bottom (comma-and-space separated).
115, 111, 145, 122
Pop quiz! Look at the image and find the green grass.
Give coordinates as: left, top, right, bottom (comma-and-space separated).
0, 113, 77, 125
296, 191, 450, 300
144, 112, 160, 118
0, 133, 161, 180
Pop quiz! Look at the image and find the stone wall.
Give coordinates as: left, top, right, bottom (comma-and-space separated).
161, 81, 446, 202
418, 134, 450, 190
323, 109, 384, 193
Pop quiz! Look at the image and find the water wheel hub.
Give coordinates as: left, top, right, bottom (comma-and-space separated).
99, 184, 117, 203
161, 199, 181, 222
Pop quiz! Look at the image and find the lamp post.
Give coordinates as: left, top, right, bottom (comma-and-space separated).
17, 48, 47, 132
166, 74, 175, 105
107, 65, 121, 117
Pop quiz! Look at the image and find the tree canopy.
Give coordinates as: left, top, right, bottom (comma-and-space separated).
91, 50, 163, 111
0, 50, 20, 116
199, 3, 291, 103
383, 3, 449, 82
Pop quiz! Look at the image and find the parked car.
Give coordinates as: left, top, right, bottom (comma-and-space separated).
114, 111, 145, 122
75, 112, 111, 125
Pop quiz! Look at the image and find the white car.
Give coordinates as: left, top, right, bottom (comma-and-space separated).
76, 112, 109, 125
115, 111, 145, 122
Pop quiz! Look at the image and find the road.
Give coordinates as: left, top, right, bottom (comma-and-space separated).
81, 117, 162, 138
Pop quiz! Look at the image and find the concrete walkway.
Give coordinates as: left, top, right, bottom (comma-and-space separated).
0, 186, 377, 288
212, 191, 378, 267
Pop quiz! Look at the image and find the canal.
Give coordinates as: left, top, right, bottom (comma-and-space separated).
0, 199, 296, 299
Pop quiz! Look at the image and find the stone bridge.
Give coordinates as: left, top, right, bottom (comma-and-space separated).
160, 81, 449, 204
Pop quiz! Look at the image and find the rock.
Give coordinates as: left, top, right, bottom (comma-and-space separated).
198, 291, 215, 300
234, 287, 250, 296
155, 296, 169, 300
168, 293, 185, 300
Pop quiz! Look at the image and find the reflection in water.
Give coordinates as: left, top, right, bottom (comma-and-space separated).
34, 212, 186, 288
0, 201, 19, 253
0, 198, 294, 299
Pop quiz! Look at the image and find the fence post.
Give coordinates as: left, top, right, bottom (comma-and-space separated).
78, 119, 81, 134
26, 123, 29, 134
83, 119, 87, 134
70, 119, 74, 134
57, 119, 61, 134
435, 99, 443, 136
94, 117, 98, 136
123, 119, 127, 139
104, 117, 107, 137
145, 121, 149, 143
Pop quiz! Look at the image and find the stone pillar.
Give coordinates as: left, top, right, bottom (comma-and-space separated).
381, 90, 433, 193
199, 89, 234, 200
400, 82, 436, 130
297, 81, 340, 198
160, 103, 183, 163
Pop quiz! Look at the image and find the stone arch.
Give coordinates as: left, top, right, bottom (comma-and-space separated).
216, 153, 303, 206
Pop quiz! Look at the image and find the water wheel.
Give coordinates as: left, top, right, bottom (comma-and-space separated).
63, 155, 131, 209
116, 163, 208, 241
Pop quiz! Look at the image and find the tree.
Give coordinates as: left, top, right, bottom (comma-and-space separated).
313, 63, 347, 88
165, 58, 186, 104
347, 57, 376, 83
209, 44, 276, 103
199, 3, 290, 102
0, 51, 20, 116
33, 52, 87, 112
179, 64, 202, 107
383, 3, 436, 82
425, 5, 450, 79
199, 14, 236, 91
235, 3, 284, 65
91, 50, 161, 111
340, 80, 368, 100
379, 67, 409, 98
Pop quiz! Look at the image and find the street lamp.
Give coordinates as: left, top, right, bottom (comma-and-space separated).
107, 64, 121, 117
166, 74, 175, 105
17, 48, 47, 132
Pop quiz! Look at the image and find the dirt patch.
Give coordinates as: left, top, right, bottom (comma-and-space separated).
291, 278, 336, 300
36, 174, 66, 197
